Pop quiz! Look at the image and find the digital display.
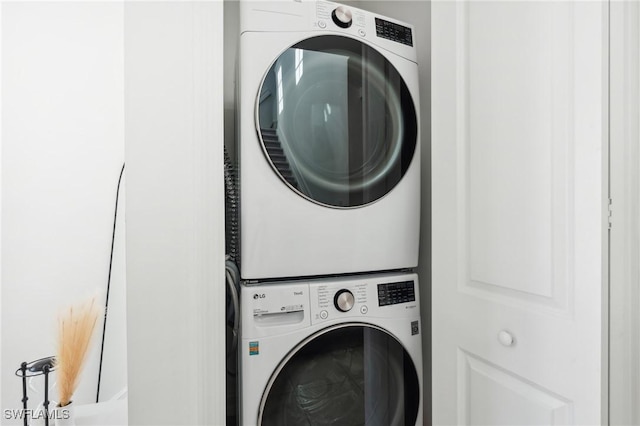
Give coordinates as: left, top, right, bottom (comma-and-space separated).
378, 281, 416, 306
375, 18, 413, 47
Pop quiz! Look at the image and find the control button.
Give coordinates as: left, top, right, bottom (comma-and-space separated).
334, 289, 355, 312
360, 305, 368, 314
331, 6, 353, 28
318, 20, 327, 29
358, 29, 366, 37
320, 310, 328, 319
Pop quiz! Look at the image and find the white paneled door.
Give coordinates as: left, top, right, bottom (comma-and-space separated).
432, 2, 608, 425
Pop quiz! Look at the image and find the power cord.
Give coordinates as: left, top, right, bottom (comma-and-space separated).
96, 163, 125, 403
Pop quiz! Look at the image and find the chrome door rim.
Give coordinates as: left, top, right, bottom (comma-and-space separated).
254, 34, 418, 209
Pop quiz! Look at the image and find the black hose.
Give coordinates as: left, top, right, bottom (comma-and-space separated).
224, 148, 239, 263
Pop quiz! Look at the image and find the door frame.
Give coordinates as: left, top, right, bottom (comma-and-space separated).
609, 2, 640, 425
124, 2, 226, 424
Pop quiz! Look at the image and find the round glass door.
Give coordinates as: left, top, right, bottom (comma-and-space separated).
257, 35, 418, 208
259, 324, 420, 426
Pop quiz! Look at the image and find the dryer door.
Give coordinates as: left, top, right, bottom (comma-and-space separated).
258, 324, 420, 426
257, 35, 418, 208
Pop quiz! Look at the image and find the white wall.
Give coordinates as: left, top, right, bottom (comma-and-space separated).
4, 3, 227, 424
124, 2, 226, 424
1, 1, 127, 418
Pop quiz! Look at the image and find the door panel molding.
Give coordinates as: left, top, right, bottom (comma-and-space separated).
458, 348, 573, 425
457, 349, 573, 425
455, 2, 574, 315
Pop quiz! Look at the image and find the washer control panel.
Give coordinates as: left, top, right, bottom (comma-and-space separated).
310, 273, 419, 324
377, 280, 416, 306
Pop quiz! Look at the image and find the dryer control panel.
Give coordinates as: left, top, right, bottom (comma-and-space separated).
374, 18, 413, 47
314, 1, 416, 53
240, 0, 418, 64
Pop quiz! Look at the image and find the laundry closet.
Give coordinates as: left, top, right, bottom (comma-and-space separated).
225, 1, 429, 425
121, 0, 631, 424
1, 0, 631, 425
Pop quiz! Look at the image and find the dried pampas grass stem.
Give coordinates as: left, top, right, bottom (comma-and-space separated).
56, 297, 101, 407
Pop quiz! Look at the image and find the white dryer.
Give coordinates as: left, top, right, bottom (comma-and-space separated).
238, 0, 421, 280
239, 272, 423, 425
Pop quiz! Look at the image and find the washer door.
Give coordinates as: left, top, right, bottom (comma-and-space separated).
258, 324, 420, 426
257, 35, 418, 208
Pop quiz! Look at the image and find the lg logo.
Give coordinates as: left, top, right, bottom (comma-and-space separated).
253, 293, 266, 300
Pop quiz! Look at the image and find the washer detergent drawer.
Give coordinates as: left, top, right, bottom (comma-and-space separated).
253, 310, 304, 326
241, 283, 311, 339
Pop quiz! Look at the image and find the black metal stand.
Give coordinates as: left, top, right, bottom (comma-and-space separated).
20, 362, 28, 426
43, 365, 51, 426
15, 357, 56, 426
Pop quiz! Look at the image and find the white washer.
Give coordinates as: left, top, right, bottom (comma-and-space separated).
239, 272, 423, 425
238, 0, 421, 280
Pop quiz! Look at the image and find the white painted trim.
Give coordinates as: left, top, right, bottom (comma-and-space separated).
0, 1, 4, 412
124, 2, 225, 425
609, 1, 640, 425
602, 3, 611, 424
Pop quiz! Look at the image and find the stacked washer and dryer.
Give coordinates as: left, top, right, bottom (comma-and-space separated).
235, 1, 422, 424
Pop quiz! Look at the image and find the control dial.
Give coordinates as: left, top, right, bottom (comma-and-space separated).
334, 289, 355, 312
331, 6, 353, 29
